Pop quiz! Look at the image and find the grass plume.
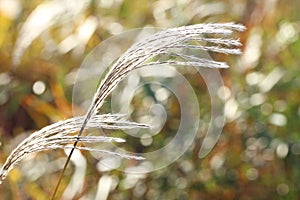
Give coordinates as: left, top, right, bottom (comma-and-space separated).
1, 23, 245, 198
0, 114, 147, 184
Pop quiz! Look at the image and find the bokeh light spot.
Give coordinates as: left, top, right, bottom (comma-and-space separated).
276, 142, 289, 159
269, 113, 287, 127
246, 168, 258, 181
32, 81, 46, 95
277, 183, 289, 196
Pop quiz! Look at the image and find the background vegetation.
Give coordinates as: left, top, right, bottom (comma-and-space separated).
0, 0, 300, 199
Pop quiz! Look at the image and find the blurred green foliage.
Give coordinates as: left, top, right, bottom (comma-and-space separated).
0, 0, 300, 199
